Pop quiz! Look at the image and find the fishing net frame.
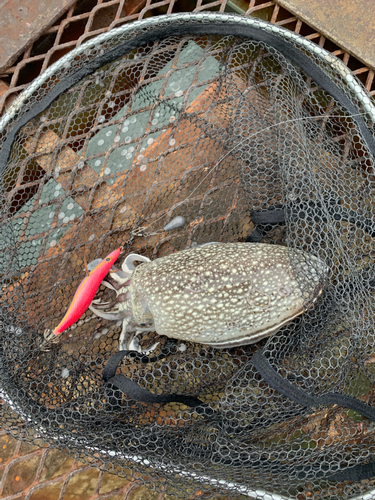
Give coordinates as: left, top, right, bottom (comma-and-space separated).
0, 11, 375, 499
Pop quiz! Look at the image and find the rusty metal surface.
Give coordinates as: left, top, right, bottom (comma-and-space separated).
0, 0, 374, 117
0, 0, 77, 72
1, 1, 375, 499
275, 0, 375, 71
0, 429, 174, 500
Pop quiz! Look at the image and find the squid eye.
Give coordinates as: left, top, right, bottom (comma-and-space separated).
105, 257, 111, 262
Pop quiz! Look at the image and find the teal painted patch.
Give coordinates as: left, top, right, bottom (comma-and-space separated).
83, 41, 221, 185
16, 238, 44, 268
85, 110, 151, 177
9, 179, 84, 268
3, 42, 222, 271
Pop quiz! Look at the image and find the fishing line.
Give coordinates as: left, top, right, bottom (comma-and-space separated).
131, 111, 373, 239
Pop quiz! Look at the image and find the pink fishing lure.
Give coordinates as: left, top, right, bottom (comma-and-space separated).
52, 247, 121, 336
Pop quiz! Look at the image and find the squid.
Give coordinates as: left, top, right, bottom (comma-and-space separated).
89, 243, 328, 352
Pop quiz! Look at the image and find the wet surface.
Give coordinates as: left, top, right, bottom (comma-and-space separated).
0, 430, 154, 499
276, 0, 375, 70
0, 0, 76, 71
1, 0, 374, 499
0, 430, 236, 499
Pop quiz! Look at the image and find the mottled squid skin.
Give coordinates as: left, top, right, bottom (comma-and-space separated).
129, 243, 328, 348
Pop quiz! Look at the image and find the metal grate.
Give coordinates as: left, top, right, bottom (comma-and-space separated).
0, 0, 374, 116
1, 4, 375, 500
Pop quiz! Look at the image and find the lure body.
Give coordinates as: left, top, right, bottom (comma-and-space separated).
53, 247, 121, 336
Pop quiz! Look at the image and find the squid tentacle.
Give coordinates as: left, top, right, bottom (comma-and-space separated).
122, 254, 151, 274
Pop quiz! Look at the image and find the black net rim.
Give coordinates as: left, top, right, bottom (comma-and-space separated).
1, 12, 375, 499
1, 12, 375, 139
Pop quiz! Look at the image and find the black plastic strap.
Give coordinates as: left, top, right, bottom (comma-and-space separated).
325, 460, 375, 482
245, 227, 264, 242
102, 346, 173, 379
103, 348, 214, 413
251, 208, 286, 225
251, 349, 375, 422
246, 225, 277, 242
249, 200, 375, 237
251, 349, 319, 407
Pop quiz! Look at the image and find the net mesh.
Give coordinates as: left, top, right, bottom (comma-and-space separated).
1, 14, 375, 499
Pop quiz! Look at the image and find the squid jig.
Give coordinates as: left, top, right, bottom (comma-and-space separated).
41, 247, 121, 350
